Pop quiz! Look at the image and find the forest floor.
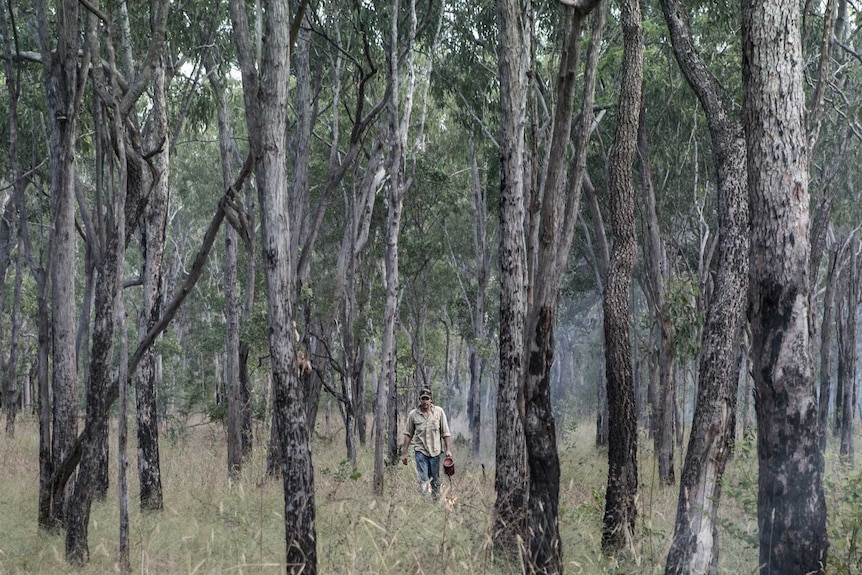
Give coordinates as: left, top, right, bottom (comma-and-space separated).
0, 413, 858, 574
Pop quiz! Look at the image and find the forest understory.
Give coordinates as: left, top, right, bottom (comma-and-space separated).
2, 413, 860, 574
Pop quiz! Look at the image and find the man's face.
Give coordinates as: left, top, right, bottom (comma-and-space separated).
420, 395, 431, 405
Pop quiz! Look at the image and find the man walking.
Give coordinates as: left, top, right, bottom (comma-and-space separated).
401, 387, 452, 500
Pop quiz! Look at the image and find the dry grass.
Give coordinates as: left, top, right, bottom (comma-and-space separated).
0, 414, 769, 574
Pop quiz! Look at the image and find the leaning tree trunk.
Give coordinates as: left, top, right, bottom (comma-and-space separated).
601, 0, 642, 553
659, 0, 751, 571
742, 0, 829, 569
493, 0, 531, 557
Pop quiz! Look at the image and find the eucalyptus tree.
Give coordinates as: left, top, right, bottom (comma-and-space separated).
373, 0, 440, 495
742, 0, 829, 569
601, 0, 642, 553
63, 0, 170, 561
836, 239, 860, 464
294, 2, 390, 441
659, 0, 750, 570
519, 0, 604, 569
0, 0, 24, 438
636, 100, 675, 486
227, 0, 318, 568
206, 56, 250, 477
433, 0, 500, 460
493, 0, 530, 554
32, 0, 88, 529
133, 31, 171, 514
0, 9, 54, 520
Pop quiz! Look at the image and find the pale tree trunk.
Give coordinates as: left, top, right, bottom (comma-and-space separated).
743, 0, 829, 568
818, 249, 838, 452
467, 137, 489, 458
493, 0, 530, 556
34, 0, 87, 528
0, 1, 22, 438
522, 1, 603, 571
228, 0, 316, 570
659, 0, 750, 571
838, 243, 859, 465
209, 60, 245, 477
334, 139, 383, 466
374, 0, 418, 496
5, 254, 23, 437
582, 175, 609, 447
601, 0, 642, 553
136, 56, 169, 512
637, 103, 675, 486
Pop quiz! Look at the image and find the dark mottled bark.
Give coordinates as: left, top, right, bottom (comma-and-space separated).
601, 0, 642, 553
494, 0, 529, 556
522, 2, 603, 570
67, 234, 121, 565
743, 0, 829, 569
136, 59, 169, 512
659, 0, 751, 571
228, 0, 317, 569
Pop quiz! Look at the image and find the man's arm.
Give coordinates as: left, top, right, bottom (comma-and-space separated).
401, 413, 414, 464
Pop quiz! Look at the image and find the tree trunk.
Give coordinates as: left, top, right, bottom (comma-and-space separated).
67, 31, 131, 558
135, 57, 169, 512
818, 250, 838, 452
467, 137, 489, 458
659, 0, 751, 571
209, 60, 244, 477
0, 0, 21, 438
374, 0, 415, 496
493, 0, 530, 556
838, 245, 858, 465
228, 0, 317, 570
582, 175, 610, 447
521, 2, 603, 570
637, 103, 675, 485
34, 0, 86, 527
601, 0, 642, 553
742, 0, 829, 568
4, 256, 22, 437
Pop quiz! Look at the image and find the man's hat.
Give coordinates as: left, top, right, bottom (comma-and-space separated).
419, 387, 432, 399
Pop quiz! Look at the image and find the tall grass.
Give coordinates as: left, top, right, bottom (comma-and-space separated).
10, 413, 862, 574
